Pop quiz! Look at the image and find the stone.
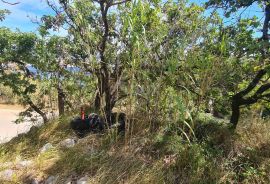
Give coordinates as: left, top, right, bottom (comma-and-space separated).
77, 176, 89, 184
65, 178, 76, 184
16, 160, 33, 169
29, 126, 39, 133
60, 138, 76, 148
0, 169, 15, 181
40, 143, 54, 153
65, 173, 78, 184
45, 175, 58, 184
65, 179, 72, 184
31, 178, 39, 184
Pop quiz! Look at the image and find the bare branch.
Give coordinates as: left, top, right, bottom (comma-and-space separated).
111, 0, 130, 6
1, 0, 20, 5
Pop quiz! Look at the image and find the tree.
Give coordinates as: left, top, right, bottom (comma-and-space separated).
206, 0, 270, 127
37, 36, 71, 116
0, 28, 49, 122
42, 0, 155, 125
39, 0, 218, 132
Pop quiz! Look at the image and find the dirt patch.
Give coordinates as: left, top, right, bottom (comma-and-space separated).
0, 104, 25, 110
0, 105, 31, 144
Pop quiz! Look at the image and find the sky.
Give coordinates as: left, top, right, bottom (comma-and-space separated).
0, 0, 52, 32
0, 0, 265, 35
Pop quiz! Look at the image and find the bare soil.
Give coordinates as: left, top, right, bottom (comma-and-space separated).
0, 104, 32, 144
0, 104, 24, 110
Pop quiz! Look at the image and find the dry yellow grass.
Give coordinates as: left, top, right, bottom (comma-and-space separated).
0, 112, 270, 183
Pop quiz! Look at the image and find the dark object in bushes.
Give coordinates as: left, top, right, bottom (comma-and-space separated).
261, 107, 270, 119
109, 112, 126, 133
70, 108, 126, 137
70, 113, 105, 137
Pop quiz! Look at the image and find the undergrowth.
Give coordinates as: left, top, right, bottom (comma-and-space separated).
0, 113, 270, 183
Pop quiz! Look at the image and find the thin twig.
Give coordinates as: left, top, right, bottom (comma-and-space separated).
1, 0, 20, 5
111, 0, 130, 6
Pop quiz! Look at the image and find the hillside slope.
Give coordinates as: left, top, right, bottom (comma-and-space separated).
0, 114, 270, 183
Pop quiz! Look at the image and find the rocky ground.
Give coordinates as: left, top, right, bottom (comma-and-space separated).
0, 137, 88, 184
0, 112, 269, 183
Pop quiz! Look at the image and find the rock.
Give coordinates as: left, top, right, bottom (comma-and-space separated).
29, 126, 39, 133
0, 169, 15, 181
45, 175, 58, 184
65, 173, 78, 184
31, 179, 39, 184
40, 143, 54, 153
60, 138, 76, 148
65, 178, 76, 184
29, 177, 44, 184
16, 160, 33, 169
77, 176, 89, 184
65, 179, 72, 184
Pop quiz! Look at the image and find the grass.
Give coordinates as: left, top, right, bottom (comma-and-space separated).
0, 112, 270, 183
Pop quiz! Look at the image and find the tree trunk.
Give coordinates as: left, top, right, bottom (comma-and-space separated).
230, 97, 240, 128
229, 69, 267, 128
262, 4, 270, 40
94, 76, 102, 110
26, 96, 48, 123
57, 84, 65, 116
105, 90, 113, 126
94, 1, 122, 127
94, 92, 101, 110
95, 68, 120, 127
99, 68, 114, 126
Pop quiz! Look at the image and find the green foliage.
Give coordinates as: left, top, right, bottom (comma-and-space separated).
206, 0, 263, 17
0, 84, 18, 104
0, 9, 10, 21
1, 0, 270, 182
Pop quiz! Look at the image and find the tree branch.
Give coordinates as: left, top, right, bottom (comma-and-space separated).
255, 83, 270, 95
262, 3, 270, 40
0, 0, 19, 5
111, 0, 130, 6
235, 69, 267, 98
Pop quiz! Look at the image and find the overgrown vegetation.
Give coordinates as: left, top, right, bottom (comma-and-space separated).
1, 114, 270, 183
1, 0, 270, 183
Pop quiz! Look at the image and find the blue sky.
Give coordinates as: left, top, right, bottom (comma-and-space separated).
0, 0, 52, 32
0, 0, 265, 35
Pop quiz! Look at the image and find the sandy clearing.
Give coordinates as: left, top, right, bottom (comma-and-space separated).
0, 105, 32, 144
0, 104, 24, 110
